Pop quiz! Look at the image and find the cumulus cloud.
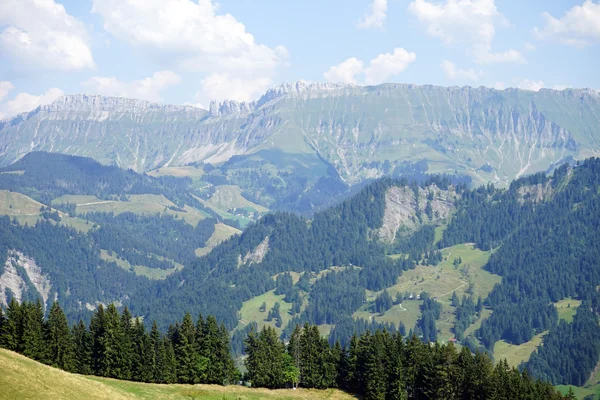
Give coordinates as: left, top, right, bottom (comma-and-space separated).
408, 0, 524, 64
324, 48, 416, 85
358, 0, 388, 29
364, 48, 417, 84
534, 0, 600, 47
440, 60, 483, 81
323, 58, 365, 84
0, 88, 64, 118
91, 0, 288, 104
0, 82, 14, 102
492, 81, 505, 90
518, 79, 545, 92
0, 0, 93, 72
81, 71, 181, 102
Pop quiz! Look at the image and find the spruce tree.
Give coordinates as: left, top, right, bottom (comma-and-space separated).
72, 319, 92, 375
287, 325, 302, 384
1, 298, 21, 351
45, 302, 75, 371
0, 307, 5, 344
21, 299, 46, 362
149, 321, 164, 383
102, 303, 126, 378
162, 337, 177, 384
364, 331, 387, 400
174, 312, 199, 383
118, 307, 134, 380
89, 304, 106, 375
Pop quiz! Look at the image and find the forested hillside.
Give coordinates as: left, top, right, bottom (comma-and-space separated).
1, 152, 600, 393
0, 300, 572, 400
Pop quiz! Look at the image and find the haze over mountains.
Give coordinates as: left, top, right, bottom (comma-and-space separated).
2, 82, 599, 196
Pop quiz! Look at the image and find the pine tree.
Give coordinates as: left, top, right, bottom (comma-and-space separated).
162, 337, 177, 384
364, 331, 387, 400
244, 326, 286, 388
1, 298, 21, 351
287, 325, 302, 385
386, 334, 408, 400
118, 307, 134, 380
102, 303, 126, 378
174, 312, 199, 383
0, 307, 5, 344
89, 304, 106, 375
299, 323, 321, 388
21, 300, 46, 362
132, 318, 153, 382
45, 302, 75, 371
72, 319, 92, 375
149, 321, 163, 383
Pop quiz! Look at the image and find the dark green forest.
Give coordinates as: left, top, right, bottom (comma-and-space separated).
0, 300, 573, 400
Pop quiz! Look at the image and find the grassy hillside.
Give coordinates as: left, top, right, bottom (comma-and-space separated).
0, 348, 355, 400
0, 190, 92, 232
493, 331, 547, 367
195, 222, 241, 257
52, 194, 209, 227
99, 250, 184, 280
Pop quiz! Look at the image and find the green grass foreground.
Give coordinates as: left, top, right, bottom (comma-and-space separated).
0, 348, 355, 400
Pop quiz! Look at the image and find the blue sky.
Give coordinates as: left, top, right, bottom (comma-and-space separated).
0, 0, 599, 118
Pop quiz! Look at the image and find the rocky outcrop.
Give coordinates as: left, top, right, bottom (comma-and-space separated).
241, 236, 270, 265
378, 185, 458, 244
0, 250, 52, 309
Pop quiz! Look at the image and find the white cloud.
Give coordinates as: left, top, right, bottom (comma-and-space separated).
198, 73, 272, 103
358, 0, 388, 29
492, 81, 505, 90
364, 48, 417, 84
534, 0, 600, 47
0, 0, 93, 71
92, 0, 287, 103
324, 49, 416, 85
518, 79, 545, 91
1, 88, 64, 118
440, 60, 483, 81
81, 71, 181, 102
324, 58, 365, 84
552, 84, 571, 91
524, 42, 536, 51
0, 81, 14, 102
408, 0, 524, 64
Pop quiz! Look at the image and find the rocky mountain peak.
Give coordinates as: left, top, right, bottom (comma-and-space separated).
208, 99, 257, 117
40, 94, 205, 115
256, 81, 357, 106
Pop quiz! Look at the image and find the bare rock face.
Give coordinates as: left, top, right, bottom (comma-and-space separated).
517, 182, 554, 204
0, 250, 52, 309
0, 83, 598, 190
242, 236, 270, 266
378, 185, 458, 244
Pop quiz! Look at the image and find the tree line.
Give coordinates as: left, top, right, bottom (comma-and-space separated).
0, 299, 576, 399
0, 300, 237, 384
245, 323, 572, 400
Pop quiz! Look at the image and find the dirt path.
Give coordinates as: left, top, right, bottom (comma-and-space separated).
436, 282, 468, 304
77, 201, 115, 206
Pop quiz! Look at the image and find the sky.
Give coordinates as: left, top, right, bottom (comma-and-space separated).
0, 0, 599, 118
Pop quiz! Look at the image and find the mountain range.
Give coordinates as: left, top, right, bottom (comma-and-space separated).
1, 82, 599, 215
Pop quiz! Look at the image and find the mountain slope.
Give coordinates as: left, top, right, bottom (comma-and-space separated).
1, 83, 599, 214
0, 348, 353, 400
